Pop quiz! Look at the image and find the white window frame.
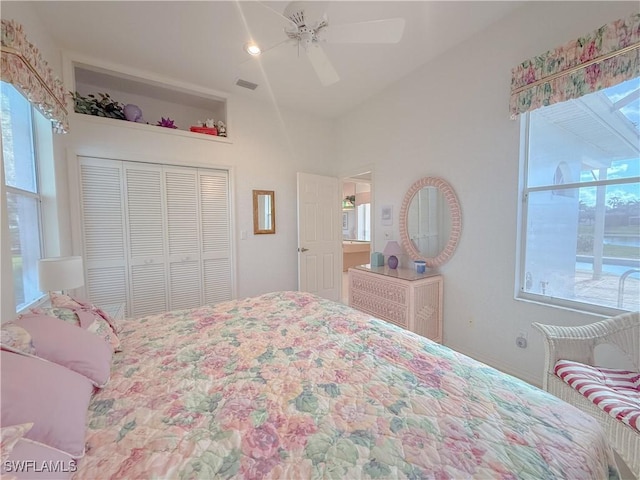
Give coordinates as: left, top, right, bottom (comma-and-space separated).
516, 113, 639, 317
1, 84, 51, 315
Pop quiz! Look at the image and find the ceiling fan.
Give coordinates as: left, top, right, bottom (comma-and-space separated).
246, 1, 406, 86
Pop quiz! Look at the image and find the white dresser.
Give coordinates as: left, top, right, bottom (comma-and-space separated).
348, 265, 443, 342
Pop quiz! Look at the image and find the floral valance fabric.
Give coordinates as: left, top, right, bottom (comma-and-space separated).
510, 13, 640, 119
1, 20, 68, 133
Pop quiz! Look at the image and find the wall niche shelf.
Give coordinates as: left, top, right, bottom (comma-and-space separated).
72, 113, 232, 144
70, 60, 230, 142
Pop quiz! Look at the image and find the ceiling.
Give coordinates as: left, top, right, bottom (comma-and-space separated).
30, 1, 525, 119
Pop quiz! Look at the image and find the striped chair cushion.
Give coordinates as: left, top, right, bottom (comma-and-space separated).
555, 359, 640, 433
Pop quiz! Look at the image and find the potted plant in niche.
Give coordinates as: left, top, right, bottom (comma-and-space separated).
71, 92, 126, 120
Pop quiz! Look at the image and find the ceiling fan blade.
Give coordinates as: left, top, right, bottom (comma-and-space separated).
306, 44, 340, 86
244, 1, 298, 31
324, 18, 405, 44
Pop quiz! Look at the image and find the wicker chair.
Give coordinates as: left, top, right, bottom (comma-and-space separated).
533, 312, 639, 479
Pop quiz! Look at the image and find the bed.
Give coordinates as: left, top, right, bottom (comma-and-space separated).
1, 291, 620, 479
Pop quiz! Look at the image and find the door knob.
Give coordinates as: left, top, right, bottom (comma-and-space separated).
298, 247, 309, 253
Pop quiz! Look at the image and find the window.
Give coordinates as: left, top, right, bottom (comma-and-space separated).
1, 82, 46, 311
356, 203, 370, 241
518, 77, 640, 314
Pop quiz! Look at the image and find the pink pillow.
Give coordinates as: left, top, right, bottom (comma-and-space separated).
37, 296, 121, 353
1, 350, 93, 458
50, 293, 121, 334
13, 313, 112, 387
30, 306, 121, 353
2, 438, 76, 479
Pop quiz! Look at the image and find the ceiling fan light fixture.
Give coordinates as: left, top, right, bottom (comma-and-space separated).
244, 42, 261, 56
251, 1, 405, 87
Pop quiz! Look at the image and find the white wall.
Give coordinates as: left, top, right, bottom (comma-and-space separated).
335, 1, 638, 385
61, 93, 336, 300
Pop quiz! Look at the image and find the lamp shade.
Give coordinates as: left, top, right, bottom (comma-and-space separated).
383, 241, 403, 256
38, 256, 84, 292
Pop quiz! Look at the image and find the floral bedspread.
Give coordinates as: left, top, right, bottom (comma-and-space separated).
76, 291, 618, 479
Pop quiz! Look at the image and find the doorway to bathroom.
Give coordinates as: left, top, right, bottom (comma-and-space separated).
341, 171, 372, 303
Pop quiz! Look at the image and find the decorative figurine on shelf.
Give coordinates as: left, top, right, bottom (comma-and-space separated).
123, 104, 143, 123
216, 120, 227, 137
156, 117, 178, 129
190, 120, 218, 135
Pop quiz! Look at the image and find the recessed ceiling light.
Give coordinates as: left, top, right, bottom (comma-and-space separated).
244, 43, 261, 56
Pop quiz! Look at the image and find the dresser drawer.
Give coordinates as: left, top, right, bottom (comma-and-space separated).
350, 289, 409, 328
349, 270, 408, 306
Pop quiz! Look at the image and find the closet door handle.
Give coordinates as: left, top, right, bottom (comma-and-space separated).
298, 247, 309, 253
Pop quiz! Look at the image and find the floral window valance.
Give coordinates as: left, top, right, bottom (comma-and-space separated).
1, 20, 68, 133
510, 13, 639, 119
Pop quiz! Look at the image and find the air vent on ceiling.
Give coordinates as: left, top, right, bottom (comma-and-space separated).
235, 78, 258, 90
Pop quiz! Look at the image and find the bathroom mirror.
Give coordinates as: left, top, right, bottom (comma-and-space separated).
253, 190, 275, 234
399, 177, 461, 268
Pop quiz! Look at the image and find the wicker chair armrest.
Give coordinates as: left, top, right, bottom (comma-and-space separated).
533, 312, 639, 374
532, 322, 600, 340
532, 322, 596, 370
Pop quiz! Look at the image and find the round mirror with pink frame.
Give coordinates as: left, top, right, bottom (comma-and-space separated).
399, 177, 462, 268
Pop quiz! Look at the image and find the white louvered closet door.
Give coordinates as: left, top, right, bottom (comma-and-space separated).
164, 167, 203, 310
200, 170, 233, 304
78, 157, 129, 312
124, 163, 168, 317
78, 158, 233, 317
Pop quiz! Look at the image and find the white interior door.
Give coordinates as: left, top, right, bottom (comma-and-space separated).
297, 172, 342, 301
